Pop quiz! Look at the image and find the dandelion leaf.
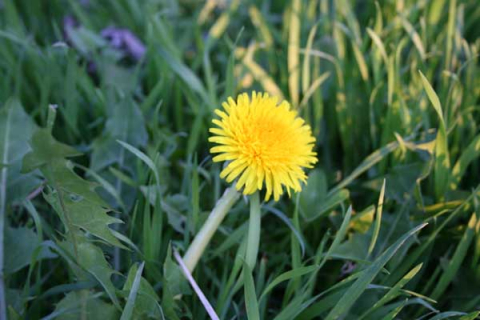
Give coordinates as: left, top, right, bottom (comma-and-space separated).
53, 291, 119, 320
22, 128, 81, 173
0, 98, 41, 203
61, 240, 120, 308
23, 116, 124, 248
44, 191, 124, 248
123, 263, 163, 319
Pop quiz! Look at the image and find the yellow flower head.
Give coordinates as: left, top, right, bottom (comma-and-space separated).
209, 92, 318, 201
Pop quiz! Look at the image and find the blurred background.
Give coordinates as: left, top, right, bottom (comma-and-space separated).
1, 0, 480, 319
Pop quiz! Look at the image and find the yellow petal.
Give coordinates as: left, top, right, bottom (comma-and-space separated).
208, 92, 318, 201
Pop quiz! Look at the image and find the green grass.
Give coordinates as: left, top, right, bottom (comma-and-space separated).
1, 0, 480, 319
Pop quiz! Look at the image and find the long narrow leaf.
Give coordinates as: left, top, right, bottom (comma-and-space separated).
325, 223, 427, 320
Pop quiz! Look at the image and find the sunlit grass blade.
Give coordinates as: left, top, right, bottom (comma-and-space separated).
368, 179, 385, 256
358, 263, 424, 320
419, 71, 450, 199
288, 0, 301, 107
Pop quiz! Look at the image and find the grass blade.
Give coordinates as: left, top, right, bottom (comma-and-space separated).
288, 0, 301, 107
319, 206, 352, 269
120, 262, 145, 320
174, 248, 219, 320
325, 223, 427, 320
243, 260, 260, 320
259, 265, 318, 301
431, 210, 478, 299
330, 141, 399, 194
366, 28, 388, 65
117, 140, 161, 190
245, 192, 261, 270
302, 24, 318, 94
368, 179, 386, 256
419, 71, 450, 199
358, 263, 424, 320
450, 134, 480, 189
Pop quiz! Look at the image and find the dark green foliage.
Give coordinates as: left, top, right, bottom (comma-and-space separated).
1, 0, 480, 319
4, 226, 56, 274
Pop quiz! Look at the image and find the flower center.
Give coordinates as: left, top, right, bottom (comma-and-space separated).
240, 117, 289, 166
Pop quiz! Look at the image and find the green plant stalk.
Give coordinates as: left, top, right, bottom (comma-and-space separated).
245, 192, 261, 270
113, 145, 124, 273
46, 107, 80, 260
183, 187, 240, 272
48, 165, 79, 260
46, 107, 85, 319
0, 104, 12, 320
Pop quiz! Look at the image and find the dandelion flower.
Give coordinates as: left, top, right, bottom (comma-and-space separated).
209, 92, 318, 201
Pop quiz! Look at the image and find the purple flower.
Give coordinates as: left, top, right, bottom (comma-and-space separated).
101, 27, 146, 61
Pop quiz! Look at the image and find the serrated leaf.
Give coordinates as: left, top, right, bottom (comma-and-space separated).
44, 191, 125, 249
61, 241, 120, 308
51, 291, 119, 320
23, 112, 126, 248
46, 159, 108, 207
22, 128, 81, 173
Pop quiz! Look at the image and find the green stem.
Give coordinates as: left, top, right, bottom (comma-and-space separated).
245, 192, 261, 270
0, 103, 13, 320
48, 163, 79, 260
48, 106, 78, 259
183, 187, 240, 272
